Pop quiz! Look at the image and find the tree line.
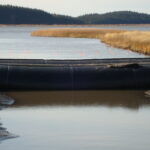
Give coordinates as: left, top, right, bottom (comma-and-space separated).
0, 5, 83, 24
78, 11, 150, 24
0, 5, 150, 24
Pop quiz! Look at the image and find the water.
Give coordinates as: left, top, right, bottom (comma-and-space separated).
0, 25, 150, 149
0, 94, 17, 142
0, 25, 149, 59
0, 91, 150, 150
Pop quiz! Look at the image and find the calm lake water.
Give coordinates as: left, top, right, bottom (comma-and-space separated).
0, 91, 150, 150
0, 25, 150, 149
0, 25, 149, 59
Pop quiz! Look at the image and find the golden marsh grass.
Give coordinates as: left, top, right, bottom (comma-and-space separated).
102, 31, 150, 55
31, 28, 150, 55
31, 28, 122, 38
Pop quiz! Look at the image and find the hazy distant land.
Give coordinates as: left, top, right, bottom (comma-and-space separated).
1, 5, 150, 25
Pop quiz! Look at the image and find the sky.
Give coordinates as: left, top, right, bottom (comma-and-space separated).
0, 0, 150, 16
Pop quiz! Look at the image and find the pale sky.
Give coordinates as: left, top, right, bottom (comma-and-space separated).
0, 0, 149, 16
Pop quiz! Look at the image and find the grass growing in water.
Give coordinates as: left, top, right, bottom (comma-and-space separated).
102, 31, 150, 55
31, 28, 150, 55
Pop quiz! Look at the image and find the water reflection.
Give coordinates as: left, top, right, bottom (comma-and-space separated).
0, 94, 17, 142
1, 90, 150, 150
6, 90, 150, 109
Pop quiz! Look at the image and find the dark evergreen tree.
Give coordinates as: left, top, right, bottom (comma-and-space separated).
0, 5, 83, 24
78, 11, 150, 24
0, 5, 150, 24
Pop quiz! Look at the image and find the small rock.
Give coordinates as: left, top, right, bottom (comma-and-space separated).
145, 90, 150, 97
0, 94, 14, 106
0, 94, 17, 142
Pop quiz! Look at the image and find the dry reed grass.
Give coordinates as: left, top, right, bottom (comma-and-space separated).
31, 28, 122, 39
31, 28, 150, 55
102, 31, 150, 55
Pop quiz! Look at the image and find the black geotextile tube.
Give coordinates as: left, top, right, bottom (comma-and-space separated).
0, 58, 150, 90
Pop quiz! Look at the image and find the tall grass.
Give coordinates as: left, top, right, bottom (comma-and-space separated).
31, 28, 122, 38
102, 31, 150, 55
31, 28, 150, 55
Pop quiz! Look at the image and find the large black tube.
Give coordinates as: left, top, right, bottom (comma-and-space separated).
0, 58, 150, 90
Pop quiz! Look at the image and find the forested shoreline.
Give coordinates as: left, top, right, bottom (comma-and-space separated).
0, 5, 150, 24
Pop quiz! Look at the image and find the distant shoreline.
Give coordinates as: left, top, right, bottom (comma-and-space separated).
1, 5, 150, 24
0, 24, 150, 27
